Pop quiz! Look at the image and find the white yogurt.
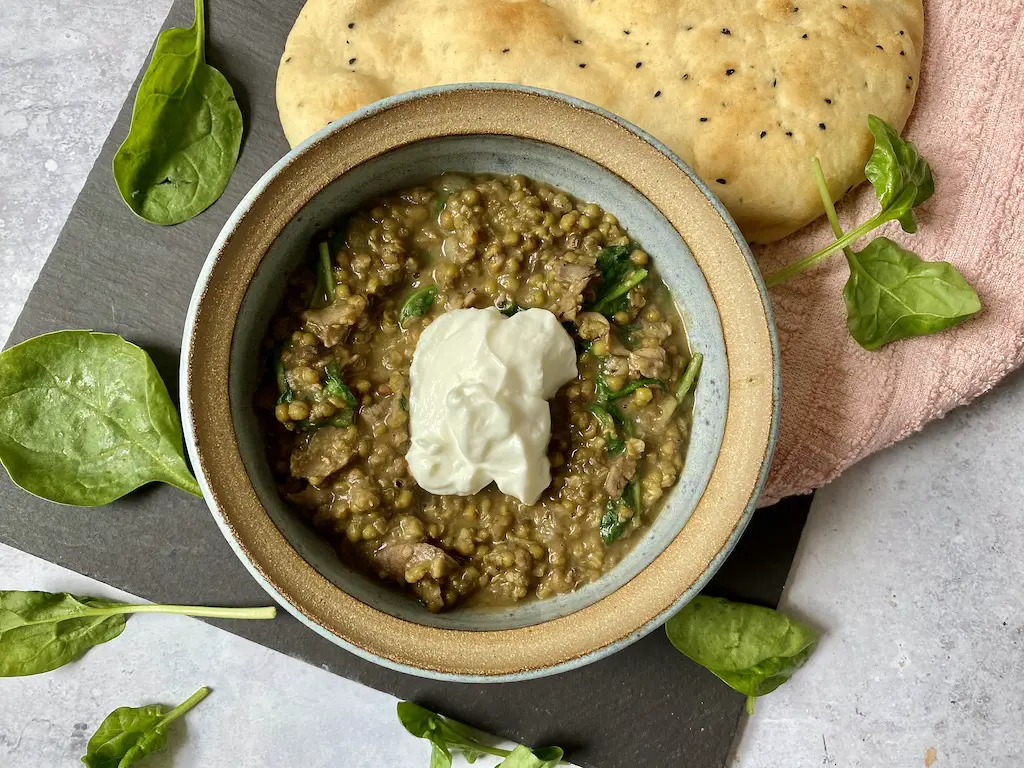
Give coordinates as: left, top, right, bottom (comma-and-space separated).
406, 307, 577, 505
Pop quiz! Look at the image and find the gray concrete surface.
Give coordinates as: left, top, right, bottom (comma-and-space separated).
0, 2, 1021, 766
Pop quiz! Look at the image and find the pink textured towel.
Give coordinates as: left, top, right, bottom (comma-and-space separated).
756, 2, 1024, 505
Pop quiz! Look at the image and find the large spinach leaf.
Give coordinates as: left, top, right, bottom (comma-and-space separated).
112, 0, 243, 225
0, 331, 199, 506
0, 590, 275, 677
845, 238, 981, 350
82, 687, 210, 768
665, 596, 818, 713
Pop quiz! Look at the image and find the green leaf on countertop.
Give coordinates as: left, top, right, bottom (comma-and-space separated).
112, 0, 243, 225
81, 687, 210, 768
843, 237, 980, 350
665, 596, 818, 712
0, 331, 200, 506
0, 591, 275, 678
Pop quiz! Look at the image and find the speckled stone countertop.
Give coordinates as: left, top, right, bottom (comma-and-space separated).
0, 3, 1021, 767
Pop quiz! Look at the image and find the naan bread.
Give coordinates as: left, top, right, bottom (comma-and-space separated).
277, 0, 923, 243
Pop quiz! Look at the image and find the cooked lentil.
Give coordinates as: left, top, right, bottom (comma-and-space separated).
258, 173, 695, 612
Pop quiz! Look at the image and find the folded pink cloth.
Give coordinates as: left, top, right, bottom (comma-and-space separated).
755, 2, 1024, 505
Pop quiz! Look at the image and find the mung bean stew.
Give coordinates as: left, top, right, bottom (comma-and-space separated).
258, 173, 700, 612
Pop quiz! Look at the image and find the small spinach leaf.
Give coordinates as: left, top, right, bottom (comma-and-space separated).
0, 331, 199, 506
0, 591, 275, 677
665, 596, 818, 711
322, 360, 357, 426
499, 300, 521, 317
590, 245, 648, 316
865, 114, 935, 234
844, 238, 980, 350
400, 285, 438, 327
82, 687, 210, 768
112, 0, 242, 225
600, 478, 639, 545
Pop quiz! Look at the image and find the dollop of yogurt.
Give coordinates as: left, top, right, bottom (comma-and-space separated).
406, 307, 577, 505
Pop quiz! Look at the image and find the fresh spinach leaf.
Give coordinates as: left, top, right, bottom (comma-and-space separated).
764, 116, 936, 288
865, 114, 934, 234
497, 745, 564, 768
665, 596, 818, 712
590, 245, 648, 316
0, 591, 275, 677
397, 703, 564, 768
844, 238, 980, 350
310, 241, 338, 309
112, 0, 242, 225
674, 352, 703, 402
82, 686, 210, 768
400, 285, 438, 327
0, 331, 199, 506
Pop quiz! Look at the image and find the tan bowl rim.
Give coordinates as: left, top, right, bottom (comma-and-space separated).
180, 84, 780, 682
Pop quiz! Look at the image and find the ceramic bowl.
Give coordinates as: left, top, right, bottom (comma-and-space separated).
181, 84, 779, 682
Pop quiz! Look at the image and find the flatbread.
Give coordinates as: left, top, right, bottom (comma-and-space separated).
277, 0, 923, 243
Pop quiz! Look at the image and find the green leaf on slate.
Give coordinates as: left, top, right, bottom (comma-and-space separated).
0, 331, 200, 506
666, 596, 818, 709
112, 0, 243, 225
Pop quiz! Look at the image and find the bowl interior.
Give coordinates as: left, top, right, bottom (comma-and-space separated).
230, 134, 727, 631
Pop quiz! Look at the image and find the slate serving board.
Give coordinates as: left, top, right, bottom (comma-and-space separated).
0, 2, 813, 765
